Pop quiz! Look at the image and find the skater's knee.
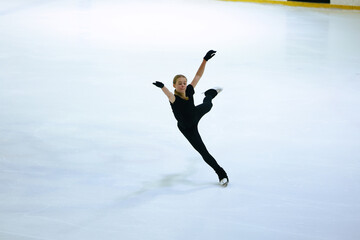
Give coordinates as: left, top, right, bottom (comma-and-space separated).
203, 96, 213, 103
202, 98, 213, 108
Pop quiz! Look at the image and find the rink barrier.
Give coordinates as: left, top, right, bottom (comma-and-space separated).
220, 0, 360, 10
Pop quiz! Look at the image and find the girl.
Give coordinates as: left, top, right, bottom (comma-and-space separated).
153, 50, 229, 187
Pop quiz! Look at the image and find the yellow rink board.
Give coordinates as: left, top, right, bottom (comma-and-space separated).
220, 0, 360, 10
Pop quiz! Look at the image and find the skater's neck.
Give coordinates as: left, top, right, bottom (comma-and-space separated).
174, 90, 188, 100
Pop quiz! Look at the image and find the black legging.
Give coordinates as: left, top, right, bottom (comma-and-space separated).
177, 92, 223, 174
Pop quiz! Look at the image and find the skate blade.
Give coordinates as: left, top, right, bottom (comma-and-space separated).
202, 87, 223, 94
220, 178, 229, 187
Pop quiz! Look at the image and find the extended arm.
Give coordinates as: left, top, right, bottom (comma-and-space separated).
161, 86, 175, 103
153, 81, 175, 103
190, 50, 216, 88
190, 59, 206, 88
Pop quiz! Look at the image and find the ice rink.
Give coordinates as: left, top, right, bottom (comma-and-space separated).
1, 0, 360, 239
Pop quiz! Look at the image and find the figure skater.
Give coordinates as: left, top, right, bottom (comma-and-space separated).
153, 50, 229, 187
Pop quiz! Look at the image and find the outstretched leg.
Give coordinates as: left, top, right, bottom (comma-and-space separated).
178, 124, 226, 180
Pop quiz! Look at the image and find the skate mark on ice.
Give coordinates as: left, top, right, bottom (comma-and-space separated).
117, 163, 216, 208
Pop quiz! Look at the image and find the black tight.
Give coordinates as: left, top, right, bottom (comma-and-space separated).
178, 90, 224, 175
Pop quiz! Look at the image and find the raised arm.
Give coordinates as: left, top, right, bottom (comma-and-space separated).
153, 81, 175, 103
190, 50, 216, 88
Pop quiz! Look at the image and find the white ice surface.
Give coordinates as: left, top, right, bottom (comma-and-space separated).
1, 0, 360, 239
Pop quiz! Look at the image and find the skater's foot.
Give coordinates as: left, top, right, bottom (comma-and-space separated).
204, 87, 222, 98
220, 177, 229, 187
216, 167, 229, 187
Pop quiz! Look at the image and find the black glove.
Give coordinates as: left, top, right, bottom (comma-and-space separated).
204, 50, 216, 61
153, 81, 164, 88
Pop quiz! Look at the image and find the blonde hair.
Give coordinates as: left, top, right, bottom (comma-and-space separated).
173, 74, 188, 100
173, 74, 187, 85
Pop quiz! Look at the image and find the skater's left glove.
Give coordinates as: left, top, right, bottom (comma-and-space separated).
153, 81, 164, 88
204, 50, 216, 61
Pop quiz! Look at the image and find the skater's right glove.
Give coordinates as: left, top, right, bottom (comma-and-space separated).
153, 81, 164, 88
204, 50, 216, 61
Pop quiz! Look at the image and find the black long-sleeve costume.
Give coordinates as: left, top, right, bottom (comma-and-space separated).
170, 85, 227, 181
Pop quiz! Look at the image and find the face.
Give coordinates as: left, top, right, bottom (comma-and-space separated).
173, 77, 187, 93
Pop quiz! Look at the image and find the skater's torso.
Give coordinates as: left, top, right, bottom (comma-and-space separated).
170, 85, 197, 128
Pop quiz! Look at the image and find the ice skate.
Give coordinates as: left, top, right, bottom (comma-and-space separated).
220, 177, 229, 187
216, 167, 229, 187
203, 87, 222, 98
213, 87, 223, 94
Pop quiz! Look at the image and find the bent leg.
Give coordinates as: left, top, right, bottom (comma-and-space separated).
195, 91, 216, 121
196, 101, 212, 121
